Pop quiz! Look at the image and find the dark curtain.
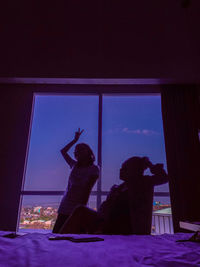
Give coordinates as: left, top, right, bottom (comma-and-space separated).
161, 86, 200, 232
0, 86, 33, 231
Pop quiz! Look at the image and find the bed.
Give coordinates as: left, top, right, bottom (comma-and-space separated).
0, 230, 200, 267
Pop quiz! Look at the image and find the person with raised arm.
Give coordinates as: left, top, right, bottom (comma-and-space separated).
52, 128, 99, 233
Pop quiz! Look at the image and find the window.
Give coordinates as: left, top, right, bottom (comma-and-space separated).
19, 93, 171, 232
19, 94, 99, 230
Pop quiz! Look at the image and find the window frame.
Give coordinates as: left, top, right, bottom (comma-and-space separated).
18, 83, 170, 230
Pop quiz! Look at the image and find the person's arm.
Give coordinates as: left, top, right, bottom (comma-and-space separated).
87, 174, 98, 191
82, 167, 99, 204
148, 163, 168, 186
61, 128, 84, 168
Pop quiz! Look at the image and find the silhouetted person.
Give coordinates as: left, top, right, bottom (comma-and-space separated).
123, 157, 168, 234
52, 128, 99, 233
59, 156, 168, 235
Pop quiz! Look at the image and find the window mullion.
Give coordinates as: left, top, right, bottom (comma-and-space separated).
97, 93, 102, 209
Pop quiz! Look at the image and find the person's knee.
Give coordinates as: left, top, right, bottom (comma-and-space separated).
73, 205, 86, 214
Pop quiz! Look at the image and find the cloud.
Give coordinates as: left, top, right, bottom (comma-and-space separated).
105, 127, 160, 136
122, 128, 159, 136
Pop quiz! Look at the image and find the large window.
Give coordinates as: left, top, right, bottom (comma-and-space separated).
19, 93, 171, 232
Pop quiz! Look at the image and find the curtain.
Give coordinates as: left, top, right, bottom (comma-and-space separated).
161, 86, 200, 232
0, 86, 34, 231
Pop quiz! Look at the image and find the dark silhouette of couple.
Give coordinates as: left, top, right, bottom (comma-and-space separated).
53, 129, 168, 235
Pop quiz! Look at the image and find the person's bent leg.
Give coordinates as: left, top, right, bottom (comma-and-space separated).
52, 213, 70, 233
59, 205, 97, 234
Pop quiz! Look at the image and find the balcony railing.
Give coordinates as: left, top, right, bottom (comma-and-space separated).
152, 211, 173, 234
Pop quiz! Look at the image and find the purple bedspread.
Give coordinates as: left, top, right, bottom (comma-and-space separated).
0, 231, 199, 267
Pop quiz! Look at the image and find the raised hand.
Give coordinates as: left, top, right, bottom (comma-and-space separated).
142, 157, 152, 169
74, 128, 84, 142
150, 163, 164, 174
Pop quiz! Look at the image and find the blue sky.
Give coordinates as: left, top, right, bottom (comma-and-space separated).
22, 94, 169, 205
102, 95, 167, 191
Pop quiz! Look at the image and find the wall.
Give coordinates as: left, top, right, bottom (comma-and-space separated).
0, 0, 200, 80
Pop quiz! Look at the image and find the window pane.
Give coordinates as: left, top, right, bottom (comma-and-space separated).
102, 95, 169, 193
19, 195, 97, 230
88, 195, 98, 211
19, 195, 62, 230
23, 95, 98, 191
152, 196, 173, 234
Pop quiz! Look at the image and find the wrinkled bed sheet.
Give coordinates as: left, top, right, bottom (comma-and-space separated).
0, 231, 200, 267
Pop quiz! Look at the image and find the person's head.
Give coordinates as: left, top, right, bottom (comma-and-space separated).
120, 156, 150, 181
74, 143, 95, 166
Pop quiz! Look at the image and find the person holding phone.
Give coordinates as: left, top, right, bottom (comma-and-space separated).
52, 128, 99, 233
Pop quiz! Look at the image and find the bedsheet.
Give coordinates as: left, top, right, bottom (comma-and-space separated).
0, 231, 199, 267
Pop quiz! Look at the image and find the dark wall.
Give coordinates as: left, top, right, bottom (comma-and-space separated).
0, 0, 200, 79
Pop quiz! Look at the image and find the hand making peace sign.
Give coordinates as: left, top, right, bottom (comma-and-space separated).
74, 128, 84, 142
